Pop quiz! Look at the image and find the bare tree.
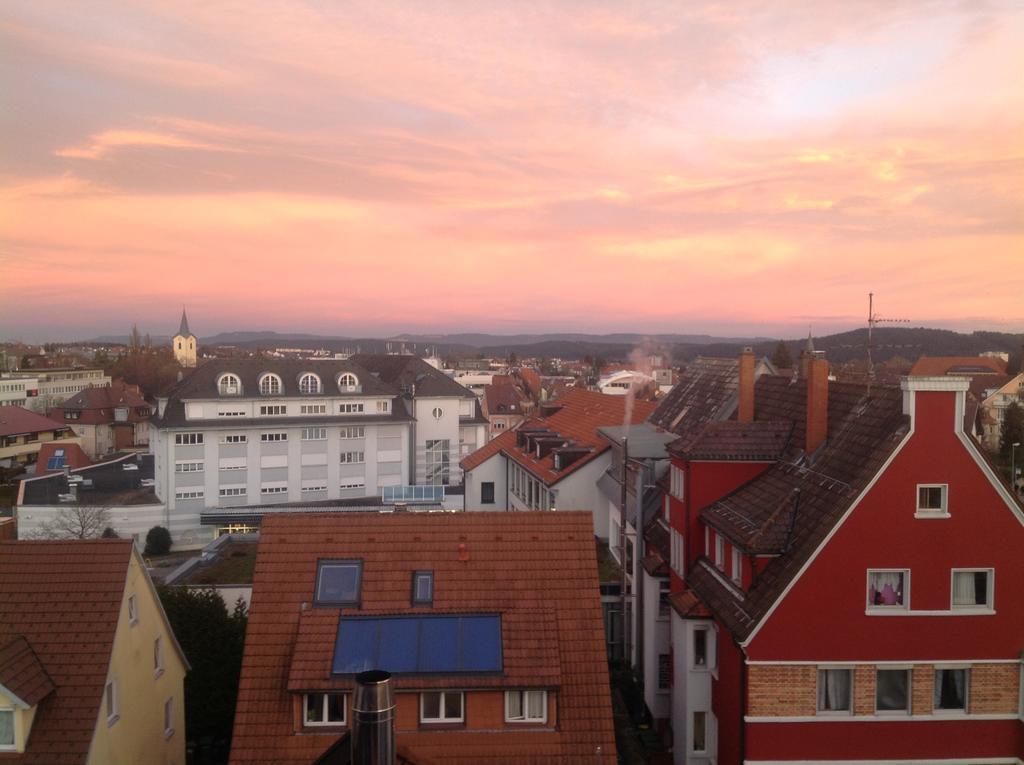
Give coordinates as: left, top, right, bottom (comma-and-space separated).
32, 504, 112, 539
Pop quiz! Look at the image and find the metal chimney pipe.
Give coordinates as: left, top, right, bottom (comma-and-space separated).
351, 670, 395, 765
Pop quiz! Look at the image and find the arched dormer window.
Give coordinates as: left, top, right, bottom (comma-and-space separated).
299, 373, 322, 394
218, 373, 241, 396
258, 373, 282, 396
337, 373, 359, 391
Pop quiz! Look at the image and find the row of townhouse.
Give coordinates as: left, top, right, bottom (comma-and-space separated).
461, 347, 1024, 764
150, 355, 487, 514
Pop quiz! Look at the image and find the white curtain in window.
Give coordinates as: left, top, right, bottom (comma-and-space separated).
953, 572, 978, 605
526, 690, 544, 718
817, 669, 850, 710
868, 572, 903, 605
507, 691, 523, 718
0, 711, 12, 746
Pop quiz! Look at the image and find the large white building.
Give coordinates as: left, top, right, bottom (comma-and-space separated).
151, 355, 487, 514
0, 368, 110, 412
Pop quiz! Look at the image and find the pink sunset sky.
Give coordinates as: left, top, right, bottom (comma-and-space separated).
1, 1, 1022, 342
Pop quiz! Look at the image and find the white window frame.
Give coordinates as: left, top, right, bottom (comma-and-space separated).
259, 404, 287, 416
219, 487, 247, 497
300, 404, 327, 415
154, 635, 164, 678
164, 697, 175, 739
950, 568, 994, 612
692, 709, 708, 755
815, 666, 853, 715
128, 594, 138, 626
340, 426, 365, 439
504, 690, 547, 723
377, 400, 390, 413
337, 373, 359, 390
933, 665, 970, 714
258, 373, 282, 396
260, 485, 288, 495
219, 434, 247, 444
303, 693, 347, 726
915, 483, 950, 518
302, 427, 327, 441
875, 667, 912, 715
175, 432, 203, 446
260, 432, 288, 442
174, 488, 204, 500
715, 534, 725, 571
692, 626, 714, 670
419, 691, 464, 724
731, 548, 742, 585
105, 679, 119, 726
298, 373, 322, 395
217, 373, 241, 396
866, 568, 910, 612
0, 709, 14, 750
174, 461, 204, 473
340, 451, 365, 464
339, 403, 365, 414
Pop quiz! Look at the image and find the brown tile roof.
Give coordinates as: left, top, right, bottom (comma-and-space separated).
910, 355, 1008, 376
230, 511, 616, 765
647, 357, 738, 435
0, 636, 55, 707
0, 539, 133, 764
49, 381, 150, 425
349, 355, 477, 399
0, 406, 70, 438
669, 420, 793, 461
483, 382, 525, 416
691, 381, 908, 639
32, 442, 92, 476
461, 388, 656, 483
669, 590, 711, 619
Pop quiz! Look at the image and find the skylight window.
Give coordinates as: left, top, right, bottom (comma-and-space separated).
315, 560, 363, 606
332, 614, 502, 675
412, 571, 433, 605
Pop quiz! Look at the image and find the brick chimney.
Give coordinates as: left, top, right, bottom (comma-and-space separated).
738, 347, 755, 423
805, 352, 829, 455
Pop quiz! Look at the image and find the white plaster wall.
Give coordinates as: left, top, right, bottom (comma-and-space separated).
670, 615, 715, 765
413, 397, 463, 484
642, 570, 672, 720
549, 455, 612, 538
463, 452, 507, 511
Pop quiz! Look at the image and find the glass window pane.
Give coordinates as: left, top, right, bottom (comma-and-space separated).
868, 571, 905, 606
317, 562, 362, 604
692, 711, 706, 751
953, 571, 988, 606
694, 629, 707, 666
421, 692, 440, 719
526, 690, 544, 719
934, 669, 967, 710
0, 710, 14, 746
876, 669, 909, 711
443, 692, 463, 720
306, 693, 324, 723
507, 691, 523, 719
327, 694, 345, 722
817, 669, 851, 711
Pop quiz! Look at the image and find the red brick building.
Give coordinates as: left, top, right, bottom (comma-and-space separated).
230, 511, 617, 764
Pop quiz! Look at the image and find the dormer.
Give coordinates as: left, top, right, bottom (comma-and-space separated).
297, 372, 322, 395
0, 637, 55, 754
217, 373, 242, 396
258, 373, 283, 396
336, 372, 361, 394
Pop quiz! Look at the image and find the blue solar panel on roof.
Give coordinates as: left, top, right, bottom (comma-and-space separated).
332, 614, 502, 675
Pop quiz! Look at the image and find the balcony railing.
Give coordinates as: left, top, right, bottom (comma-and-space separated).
382, 485, 445, 503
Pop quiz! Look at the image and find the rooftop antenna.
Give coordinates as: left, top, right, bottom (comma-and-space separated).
867, 293, 910, 387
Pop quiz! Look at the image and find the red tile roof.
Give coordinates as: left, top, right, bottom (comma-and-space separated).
461, 388, 657, 484
32, 442, 92, 476
48, 381, 150, 426
230, 511, 616, 765
0, 406, 70, 438
483, 382, 525, 416
0, 539, 133, 764
910, 355, 1008, 376
0, 636, 55, 707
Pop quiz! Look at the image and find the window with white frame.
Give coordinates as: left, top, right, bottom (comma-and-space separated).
816, 668, 852, 713
340, 451, 364, 464
692, 710, 707, 753
916, 484, 948, 516
425, 439, 450, 485
219, 487, 246, 497
377, 400, 390, 413
220, 434, 247, 444
420, 691, 463, 723
302, 427, 327, 441
670, 528, 684, 577
715, 534, 725, 571
0, 709, 13, 748
105, 679, 119, 725
505, 690, 546, 723
670, 464, 684, 499
164, 697, 175, 738
261, 485, 288, 495
693, 627, 712, 669
338, 373, 359, 390
175, 461, 203, 473
867, 569, 908, 609
260, 432, 287, 442
316, 560, 362, 606
175, 488, 204, 500
659, 579, 671, 619
731, 548, 742, 585
431, 406, 444, 420
875, 668, 911, 713
339, 479, 366, 490
218, 374, 241, 395
951, 569, 992, 609
299, 373, 322, 394
302, 482, 328, 493
339, 426, 365, 439
934, 667, 968, 711
412, 571, 433, 605
339, 403, 365, 414
128, 594, 138, 625
304, 693, 346, 726
300, 404, 327, 415
258, 374, 282, 395
154, 636, 164, 677
260, 405, 286, 416
175, 433, 203, 445
218, 407, 246, 417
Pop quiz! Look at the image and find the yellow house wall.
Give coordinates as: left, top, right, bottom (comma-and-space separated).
0, 686, 37, 753
0, 433, 82, 462
86, 548, 187, 765
172, 334, 197, 368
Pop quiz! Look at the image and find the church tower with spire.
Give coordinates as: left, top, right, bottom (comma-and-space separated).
172, 308, 198, 368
